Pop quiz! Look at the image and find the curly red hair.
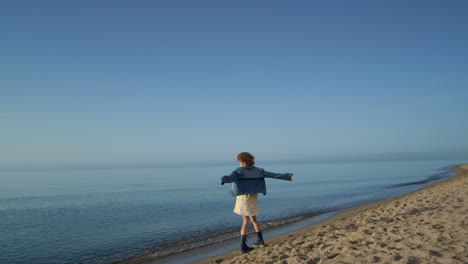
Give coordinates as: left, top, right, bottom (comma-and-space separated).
237, 152, 255, 166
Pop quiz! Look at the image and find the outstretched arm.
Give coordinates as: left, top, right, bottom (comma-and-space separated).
221, 170, 241, 184
262, 170, 293, 181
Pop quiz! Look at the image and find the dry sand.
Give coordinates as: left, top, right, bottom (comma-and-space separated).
198, 164, 468, 264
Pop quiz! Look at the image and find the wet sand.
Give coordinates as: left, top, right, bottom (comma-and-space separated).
198, 164, 468, 264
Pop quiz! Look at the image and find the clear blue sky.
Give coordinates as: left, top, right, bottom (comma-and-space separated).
1, 0, 467, 169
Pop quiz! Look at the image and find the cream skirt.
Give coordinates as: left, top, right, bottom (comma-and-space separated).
233, 194, 259, 216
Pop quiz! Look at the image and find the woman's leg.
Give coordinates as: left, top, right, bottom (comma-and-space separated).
249, 216, 261, 232
240, 215, 250, 235
240, 215, 253, 253
249, 216, 265, 245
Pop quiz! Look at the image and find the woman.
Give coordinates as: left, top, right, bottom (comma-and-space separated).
221, 152, 293, 253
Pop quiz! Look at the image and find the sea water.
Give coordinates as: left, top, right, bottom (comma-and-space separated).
0, 159, 465, 264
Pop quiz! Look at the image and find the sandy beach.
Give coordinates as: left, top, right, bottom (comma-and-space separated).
198, 164, 468, 264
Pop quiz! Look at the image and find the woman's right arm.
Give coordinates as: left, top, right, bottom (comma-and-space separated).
221, 170, 241, 184
262, 169, 293, 181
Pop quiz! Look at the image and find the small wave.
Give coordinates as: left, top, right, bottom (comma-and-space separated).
386, 171, 454, 188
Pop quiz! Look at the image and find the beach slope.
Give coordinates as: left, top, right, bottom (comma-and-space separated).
199, 164, 468, 264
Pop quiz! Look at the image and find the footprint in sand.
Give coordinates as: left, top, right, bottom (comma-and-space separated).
407, 256, 422, 264
429, 250, 443, 257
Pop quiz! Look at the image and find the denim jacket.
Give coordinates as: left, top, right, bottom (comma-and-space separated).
221, 166, 293, 197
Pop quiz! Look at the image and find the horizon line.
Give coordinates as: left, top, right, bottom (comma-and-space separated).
1, 151, 466, 172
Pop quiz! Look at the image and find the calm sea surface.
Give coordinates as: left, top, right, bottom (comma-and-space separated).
0, 160, 465, 264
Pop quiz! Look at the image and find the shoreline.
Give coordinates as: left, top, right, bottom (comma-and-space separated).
113, 209, 337, 264
198, 164, 468, 264
114, 164, 461, 264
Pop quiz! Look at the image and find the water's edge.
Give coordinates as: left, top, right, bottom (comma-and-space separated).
114, 211, 338, 264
